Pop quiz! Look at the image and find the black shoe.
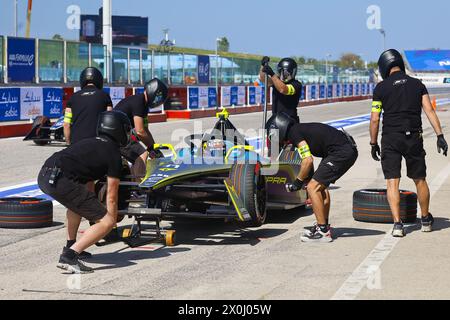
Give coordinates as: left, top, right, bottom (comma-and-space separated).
421, 213, 434, 232
57, 249, 94, 274
392, 222, 405, 237
65, 246, 92, 260
301, 225, 333, 243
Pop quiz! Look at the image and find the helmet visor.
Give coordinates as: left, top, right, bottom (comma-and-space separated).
278, 67, 297, 83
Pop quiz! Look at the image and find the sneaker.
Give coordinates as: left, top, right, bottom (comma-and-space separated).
421, 213, 434, 233
78, 250, 93, 260
303, 223, 332, 237
57, 253, 94, 274
301, 225, 333, 243
392, 222, 405, 237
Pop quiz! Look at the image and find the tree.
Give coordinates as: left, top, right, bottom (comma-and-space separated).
52, 34, 64, 41
338, 53, 365, 69
217, 37, 230, 52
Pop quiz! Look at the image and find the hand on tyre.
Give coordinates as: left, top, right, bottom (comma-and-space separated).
262, 65, 275, 77
437, 134, 448, 157
371, 143, 381, 161
261, 56, 270, 66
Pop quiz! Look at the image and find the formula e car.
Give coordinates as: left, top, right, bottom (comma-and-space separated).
23, 116, 65, 145
110, 109, 309, 246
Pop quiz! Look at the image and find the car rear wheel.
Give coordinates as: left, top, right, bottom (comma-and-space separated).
229, 163, 267, 227
353, 189, 417, 223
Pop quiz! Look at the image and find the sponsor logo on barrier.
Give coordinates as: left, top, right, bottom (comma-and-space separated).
439, 60, 450, 67
0, 92, 19, 105
4, 107, 19, 118
8, 54, 35, 67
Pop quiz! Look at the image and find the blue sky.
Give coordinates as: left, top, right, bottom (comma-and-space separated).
0, 0, 449, 61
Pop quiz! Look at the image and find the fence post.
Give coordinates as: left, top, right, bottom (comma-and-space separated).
63, 41, 67, 83
4, 36, 8, 84
35, 38, 40, 84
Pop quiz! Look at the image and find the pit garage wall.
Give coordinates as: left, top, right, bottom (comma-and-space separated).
0, 83, 374, 138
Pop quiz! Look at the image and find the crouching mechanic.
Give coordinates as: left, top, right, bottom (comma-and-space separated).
38, 111, 132, 273
114, 79, 168, 178
370, 49, 448, 237
269, 115, 358, 242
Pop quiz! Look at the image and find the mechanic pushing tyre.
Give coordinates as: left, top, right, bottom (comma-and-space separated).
353, 189, 417, 223
229, 163, 267, 227
0, 198, 53, 229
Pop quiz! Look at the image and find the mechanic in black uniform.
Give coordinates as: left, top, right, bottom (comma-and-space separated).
259, 57, 302, 123
268, 114, 358, 243
38, 111, 131, 274
114, 78, 168, 177
370, 49, 448, 237
63, 67, 112, 145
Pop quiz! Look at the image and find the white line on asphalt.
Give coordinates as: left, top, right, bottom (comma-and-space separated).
0, 181, 36, 192
331, 162, 450, 300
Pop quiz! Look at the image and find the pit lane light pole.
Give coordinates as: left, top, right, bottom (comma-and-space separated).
103, 0, 113, 83
215, 37, 222, 110
379, 28, 386, 51
14, 0, 18, 37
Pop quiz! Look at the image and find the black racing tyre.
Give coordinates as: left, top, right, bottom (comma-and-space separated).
0, 197, 53, 229
32, 116, 51, 145
278, 150, 302, 165
229, 163, 267, 227
353, 189, 417, 223
33, 140, 49, 146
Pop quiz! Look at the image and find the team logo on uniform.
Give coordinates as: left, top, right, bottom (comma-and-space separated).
393, 79, 408, 86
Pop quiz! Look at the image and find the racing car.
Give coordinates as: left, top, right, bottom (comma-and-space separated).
23, 116, 65, 145
107, 109, 309, 246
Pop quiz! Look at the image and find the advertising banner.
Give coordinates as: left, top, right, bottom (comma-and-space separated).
105, 87, 125, 107
355, 83, 360, 96
361, 83, 367, 96
20, 87, 43, 120
0, 88, 21, 121
7, 37, 36, 83
198, 87, 209, 109
43, 88, 63, 118
335, 84, 341, 98
188, 87, 199, 109
221, 87, 231, 107
348, 84, 354, 97
237, 86, 246, 106
328, 84, 333, 98
319, 84, 326, 99
197, 55, 210, 85
208, 87, 217, 108
369, 83, 375, 95
300, 86, 306, 101
310, 85, 317, 100
230, 87, 238, 106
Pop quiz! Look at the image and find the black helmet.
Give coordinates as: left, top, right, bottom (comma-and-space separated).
277, 58, 298, 83
144, 78, 169, 109
97, 111, 132, 147
266, 113, 296, 144
80, 67, 104, 90
377, 49, 405, 80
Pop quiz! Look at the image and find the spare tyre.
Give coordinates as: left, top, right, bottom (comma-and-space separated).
353, 189, 417, 223
0, 197, 53, 229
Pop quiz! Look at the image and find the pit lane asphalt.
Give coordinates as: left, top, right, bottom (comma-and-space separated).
0, 95, 449, 300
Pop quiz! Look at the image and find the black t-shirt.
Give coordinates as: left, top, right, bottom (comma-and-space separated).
67, 87, 112, 144
288, 123, 349, 158
114, 94, 148, 128
372, 71, 428, 133
272, 79, 302, 119
44, 137, 122, 183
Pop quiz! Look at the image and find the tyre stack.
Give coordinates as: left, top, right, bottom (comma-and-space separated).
353, 189, 417, 223
0, 198, 53, 229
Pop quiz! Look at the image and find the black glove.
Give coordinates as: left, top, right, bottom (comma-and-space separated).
261, 56, 270, 66
437, 134, 448, 157
262, 64, 275, 77
371, 143, 381, 161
